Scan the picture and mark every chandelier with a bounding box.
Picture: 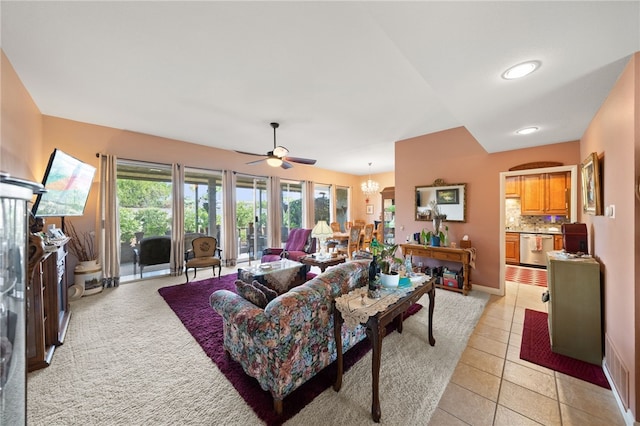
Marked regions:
[361,162,380,196]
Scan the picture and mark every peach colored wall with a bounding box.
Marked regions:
[395,127,580,289]
[40,115,381,231]
[0,50,44,181]
[580,52,638,420]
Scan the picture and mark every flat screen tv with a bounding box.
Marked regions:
[32,149,96,217]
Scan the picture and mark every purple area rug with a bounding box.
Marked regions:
[520,309,609,389]
[158,273,422,426]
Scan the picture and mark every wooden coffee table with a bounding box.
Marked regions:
[333,276,436,422]
[299,254,347,272]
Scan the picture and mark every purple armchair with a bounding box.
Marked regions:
[261,228,316,263]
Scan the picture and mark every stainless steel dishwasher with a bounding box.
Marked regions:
[519,234,554,267]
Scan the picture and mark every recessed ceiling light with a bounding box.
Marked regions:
[516,127,539,135]
[502,61,541,80]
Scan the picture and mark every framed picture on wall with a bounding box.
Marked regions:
[436,188,459,204]
[581,152,602,215]
[366,204,374,215]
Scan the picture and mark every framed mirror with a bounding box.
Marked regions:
[415,180,467,222]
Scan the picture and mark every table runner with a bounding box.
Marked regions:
[335,275,430,328]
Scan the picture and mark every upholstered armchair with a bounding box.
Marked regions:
[261,228,316,263]
[133,236,171,278]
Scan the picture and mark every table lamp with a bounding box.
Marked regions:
[312,220,333,258]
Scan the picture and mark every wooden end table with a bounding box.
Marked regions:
[333,276,436,422]
[299,254,347,272]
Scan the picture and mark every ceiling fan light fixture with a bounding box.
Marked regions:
[266,157,283,167]
[516,126,539,135]
[272,146,288,157]
[502,60,541,80]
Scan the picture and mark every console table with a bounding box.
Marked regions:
[400,243,473,295]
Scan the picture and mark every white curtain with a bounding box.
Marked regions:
[222,170,237,266]
[304,180,315,229]
[170,163,185,275]
[98,154,120,287]
[268,176,281,247]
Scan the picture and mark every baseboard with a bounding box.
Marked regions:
[469,282,502,296]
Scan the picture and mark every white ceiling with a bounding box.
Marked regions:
[2,1,639,175]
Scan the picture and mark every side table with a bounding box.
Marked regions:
[299,254,347,272]
[333,276,436,422]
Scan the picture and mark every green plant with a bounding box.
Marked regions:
[371,241,402,274]
[421,228,445,246]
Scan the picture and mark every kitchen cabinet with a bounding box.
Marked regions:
[553,235,563,250]
[505,176,521,197]
[546,251,602,364]
[505,232,520,264]
[521,172,570,216]
[380,187,395,244]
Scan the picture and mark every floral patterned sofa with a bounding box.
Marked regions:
[209,261,369,415]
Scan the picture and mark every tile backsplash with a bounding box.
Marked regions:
[505,198,569,231]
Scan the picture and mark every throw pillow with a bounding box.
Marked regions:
[235,280,268,308]
[252,280,278,302]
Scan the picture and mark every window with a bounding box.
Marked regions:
[117,160,172,280]
[335,186,349,232]
[235,174,268,263]
[184,168,223,241]
[314,183,332,223]
[281,180,303,245]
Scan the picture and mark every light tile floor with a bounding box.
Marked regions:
[429,278,626,426]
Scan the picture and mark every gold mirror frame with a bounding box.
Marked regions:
[415,179,467,222]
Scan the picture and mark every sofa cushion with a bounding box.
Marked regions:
[251,280,278,302]
[235,280,268,308]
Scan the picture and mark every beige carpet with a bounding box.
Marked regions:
[27,273,489,425]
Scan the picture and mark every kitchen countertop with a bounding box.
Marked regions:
[505,229,562,235]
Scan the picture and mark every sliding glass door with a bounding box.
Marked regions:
[117,160,172,280]
[184,167,223,245]
[235,175,268,263]
[280,180,303,245]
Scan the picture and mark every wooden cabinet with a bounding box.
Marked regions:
[505,232,520,264]
[27,243,71,371]
[380,187,395,244]
[546,252,602,364]
[400,244,472,295]
[505,176,521,197]
[521,172,570,216]
[553,235,563,250]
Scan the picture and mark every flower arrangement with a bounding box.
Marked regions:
[66,221,97,262]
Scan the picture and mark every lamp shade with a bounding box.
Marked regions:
[312,220,333,239]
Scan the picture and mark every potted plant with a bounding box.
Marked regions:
[66,221,103,295]
[371,241,402,287]
[421,200,447,246]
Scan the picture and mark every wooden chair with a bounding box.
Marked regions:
[374,222,384,243]
[337,225,362,259]
[330,222,341,233]
[185,236,222,282]
[354,219,366,227]
[362,223,374,251]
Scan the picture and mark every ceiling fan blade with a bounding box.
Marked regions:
[283,156,317,165]
[280,160,293,169]
[235,150,266,157]
[246,158,267,165]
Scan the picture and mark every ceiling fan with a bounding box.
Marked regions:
[236,122,317,169]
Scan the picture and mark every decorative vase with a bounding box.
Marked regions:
[74,260,103,296]
[430,235,441,247]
